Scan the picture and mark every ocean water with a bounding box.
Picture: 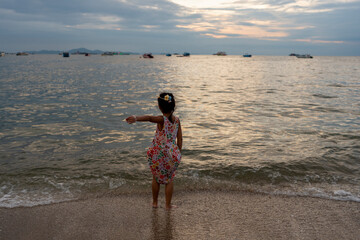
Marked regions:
[0,54,359,207]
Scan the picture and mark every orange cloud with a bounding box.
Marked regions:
[177,22,289,39]
[201,33,229,38]
[176,22,216,32]
[219,25,288,38]
[295,39,344,44]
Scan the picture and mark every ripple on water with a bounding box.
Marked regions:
[0,55,360,206]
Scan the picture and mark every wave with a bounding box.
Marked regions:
[1,173,359,208]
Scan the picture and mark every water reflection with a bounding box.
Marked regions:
[150,209,174,240]
[0,55,359,206]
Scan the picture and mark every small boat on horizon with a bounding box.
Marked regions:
[213,51,227,56]
[102,52,114,56]
[16,52,29,56]
[296,54,313,59]
[62,52,70,57]
[290,53,313,58]
[166,53,172,57]
[177,52,190,57]
[143,53,154,58]
[243,54,252,57]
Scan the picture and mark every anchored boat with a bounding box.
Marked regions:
[213,51,227,56]
[296,54,313,59]
[143,53,154,58]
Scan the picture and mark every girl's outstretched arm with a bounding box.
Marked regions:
[126,115,163,124]
[177,120,183,151]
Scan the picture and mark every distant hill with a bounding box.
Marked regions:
[27,48,137,55]
[68,48,104,54]
[28,48,103,54]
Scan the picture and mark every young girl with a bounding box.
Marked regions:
[126,93,182,209]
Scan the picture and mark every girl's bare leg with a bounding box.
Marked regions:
[165,181,174,209]
[152,176,160,208]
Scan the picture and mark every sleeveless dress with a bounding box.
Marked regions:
[147,116,181,184]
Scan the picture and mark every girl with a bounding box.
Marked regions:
[126,93,182,209]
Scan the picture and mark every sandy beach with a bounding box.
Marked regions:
[0,191,359,240]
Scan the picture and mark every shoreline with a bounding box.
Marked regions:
[1,191,359,239]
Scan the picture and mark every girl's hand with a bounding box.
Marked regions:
[126,115,136,124]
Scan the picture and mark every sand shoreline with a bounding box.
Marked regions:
[1,191,359,240]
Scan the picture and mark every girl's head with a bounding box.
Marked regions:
[158,92,175,114]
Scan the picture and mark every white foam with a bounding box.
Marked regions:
[334,190,352,196]
[263,187,360,203]
[0,176,130,208]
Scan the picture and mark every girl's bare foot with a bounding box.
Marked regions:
[165,205,177,210]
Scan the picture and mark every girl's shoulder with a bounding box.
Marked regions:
[154,115,165,121]
[173,115,181,124]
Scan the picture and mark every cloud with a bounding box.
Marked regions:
[0,0,359,54]
[295,38,344,44]
[0,0,182,30]
[169,0,360,44]
[64,13,123,30]
[202,33,229,38]
[219,25,288,38]
[174,7,307,40]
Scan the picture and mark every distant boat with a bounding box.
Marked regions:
[16,52,29,56]
[177,52,190,57]
[166,53,172,57]
[143,53,154,58]
[243,54,252,57]
[213,51,227,56]
[102,52,114,56]
[296,54,313,59]
[62,52,70,57]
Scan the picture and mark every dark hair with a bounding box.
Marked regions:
[158,92,175,122]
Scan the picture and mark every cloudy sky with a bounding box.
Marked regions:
[1,0,359,55]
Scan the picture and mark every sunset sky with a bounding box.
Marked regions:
[1,0,359,55]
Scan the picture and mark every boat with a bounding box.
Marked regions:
[166,53,172,57]
[62,52,70,57]
[296,54,313,59]
[102,52,114,56]
[143,53,154,58]
[16,52,29,56]
[213,51,227,56]
[177,52,190,57]
[243,54,252,57]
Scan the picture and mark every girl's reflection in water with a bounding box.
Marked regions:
[151,209,174,239]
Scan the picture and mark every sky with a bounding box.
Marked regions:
[1,0,360,55]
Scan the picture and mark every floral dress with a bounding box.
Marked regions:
[147,116,181,184]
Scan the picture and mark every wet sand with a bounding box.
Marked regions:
[0,191,359,240]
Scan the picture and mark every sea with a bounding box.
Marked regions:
[0,54,359,208]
